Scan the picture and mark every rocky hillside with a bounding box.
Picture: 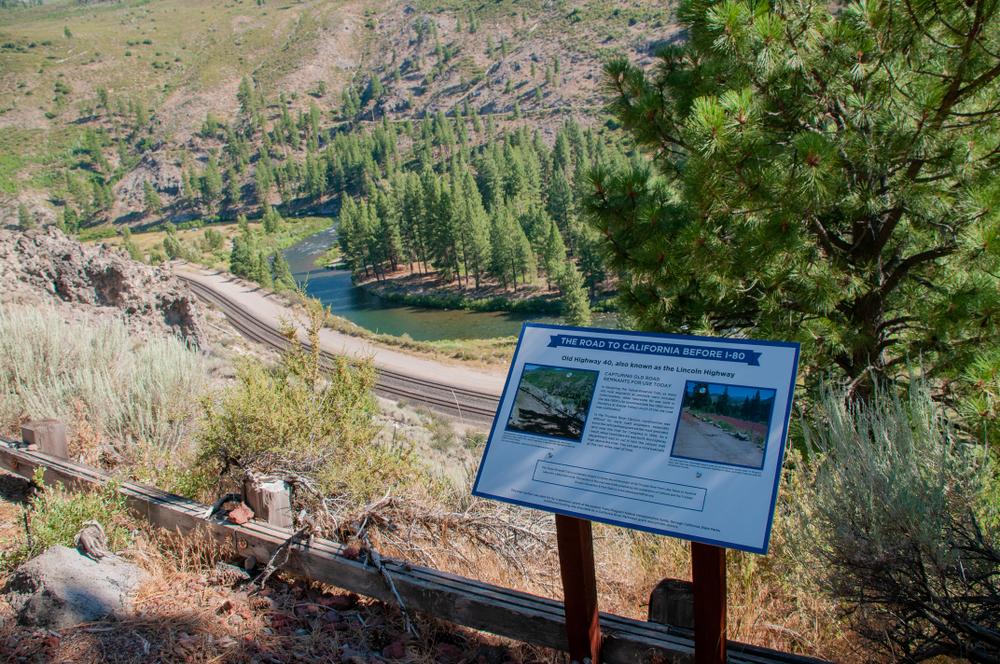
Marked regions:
[0,0,676,226]
[0,226,205,343]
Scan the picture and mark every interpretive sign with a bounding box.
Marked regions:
[473,323,800,554]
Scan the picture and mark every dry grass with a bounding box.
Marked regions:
[351,481,861,662]
[0,477,560,664]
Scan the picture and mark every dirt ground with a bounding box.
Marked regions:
[672,411,765,468]
[0,470,557,664]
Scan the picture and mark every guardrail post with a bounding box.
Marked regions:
[22,419,68,459]
[648,578,695,630]
[244,474,294,529]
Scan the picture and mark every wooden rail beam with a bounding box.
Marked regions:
[0,440,827,664]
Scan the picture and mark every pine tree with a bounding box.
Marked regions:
[546,168,575,240]
[558,263,591,326]
[541,216,567,289]
[17,203,35,230]
[200,154,224,212]
[252,251,273,288]
[255,161,272,205]
[586,0,1000,394]
[513,220,536,287]
[230,225,253,277]
[262,205,283,234]
[143,180,162,217]
[237,76,257,119]
[181,168,197,203]
[455,169,490,288]
[374,190,404,273]
[488,209,517,290]
[224,168,241,211]
[271,251,297,292]
[573,223,606,299]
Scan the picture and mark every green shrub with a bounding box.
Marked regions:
[800,381,999,661]
[0,468,132,571]
[198,300,415,504]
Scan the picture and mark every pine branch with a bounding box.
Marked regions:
[879,245,956,298]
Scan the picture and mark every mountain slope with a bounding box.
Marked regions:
[0,0,676,225]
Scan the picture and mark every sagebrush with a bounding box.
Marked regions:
[0,305,210,459]
[800,382,999,662]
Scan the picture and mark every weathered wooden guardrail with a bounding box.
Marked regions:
[0,425,827,664]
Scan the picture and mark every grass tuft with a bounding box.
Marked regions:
[0,467,133,572]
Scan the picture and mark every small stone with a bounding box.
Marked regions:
[322,593,357,609]
[211,562,251,586]
[227,502,255,525]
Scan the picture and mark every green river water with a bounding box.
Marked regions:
[282,225,572,341]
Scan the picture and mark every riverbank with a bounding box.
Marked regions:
[319,310,517,365]
[93,216,331,272]
[175,263,514,378]
[357,269,565,315]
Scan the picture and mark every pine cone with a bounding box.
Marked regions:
[210,562,251,587]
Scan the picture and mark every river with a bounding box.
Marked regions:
[283,225,566,341]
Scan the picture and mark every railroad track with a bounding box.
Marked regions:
[178,274,502,424]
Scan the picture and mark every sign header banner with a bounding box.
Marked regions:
[473,323,799,554]
[546,333,763,365]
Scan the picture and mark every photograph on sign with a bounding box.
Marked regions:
[472,323,800,554]
[505,363,599,442]
[671,381,776,470]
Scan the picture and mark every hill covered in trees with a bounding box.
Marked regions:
[1,0,669,313]
[0,0,670,225]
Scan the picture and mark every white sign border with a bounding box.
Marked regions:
[472,322,801,554]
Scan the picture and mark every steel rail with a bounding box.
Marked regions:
[178,274,501,423]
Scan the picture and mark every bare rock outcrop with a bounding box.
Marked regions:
[0,226,206,344]
[5,546,147,630]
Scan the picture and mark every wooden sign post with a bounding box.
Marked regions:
[555,514,602,663]
[691,542,727,664]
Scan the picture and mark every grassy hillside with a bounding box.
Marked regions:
[0,0,672,226]
[0,0,367,220]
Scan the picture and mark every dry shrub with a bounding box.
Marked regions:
[317,457,857,661]
[195,299,433,515]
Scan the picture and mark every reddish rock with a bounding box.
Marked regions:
[227,502,255,525]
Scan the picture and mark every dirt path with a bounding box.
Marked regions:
[672,413,764,467]
[173,264,505,396]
